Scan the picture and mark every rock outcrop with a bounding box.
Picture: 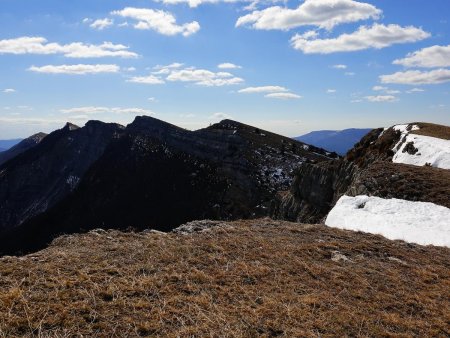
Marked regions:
[272,122,450,222]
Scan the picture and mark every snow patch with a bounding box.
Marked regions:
[325,195,450,247]
[393,133,450,169]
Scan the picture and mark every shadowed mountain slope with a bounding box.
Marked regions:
[0,116,335,255]
[0,133,46,166]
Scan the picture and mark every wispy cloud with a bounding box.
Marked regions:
[90,18,114,30]
[238,86,288,94]
[0,37,138,58]
[218,63,242,69]
[29,64,120,75]
[60,106,154,115]
[365,95,397,102]
[2,88,16,93]
[265,92,301,100]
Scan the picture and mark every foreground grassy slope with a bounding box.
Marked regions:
[0,219,449,337]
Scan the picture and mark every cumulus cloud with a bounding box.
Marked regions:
[365,95,397,102]
[265,92,301,99]
[112,7,200,36]
[393,45,450,68]
[127,74,165,84]
[60,106,154,115]
[327,89,337,93]
[131,64,243,86]
[29,64,120,75]
[0,37,138,58]
[236,0,381,31]
[167,68,243,86]
[238,86,288,93]
[380,69,450,85]
[90,18,114,30]
[218,63,242,69]
[291,24,430,54]
[2,88,16,93]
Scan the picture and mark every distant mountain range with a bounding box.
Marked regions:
[0,139,22,152]
[295,128,373,155]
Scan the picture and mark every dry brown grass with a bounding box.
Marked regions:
[411,122,450,140]
[0,219,449,337]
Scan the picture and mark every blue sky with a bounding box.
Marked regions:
[0,0,449,138]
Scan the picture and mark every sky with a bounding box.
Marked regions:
[0,0,449,139]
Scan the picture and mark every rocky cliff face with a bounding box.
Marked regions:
[0,121,124,230]
[272,123,450,223]
[0,116,335,255]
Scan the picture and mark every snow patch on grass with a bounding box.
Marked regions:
[325,195,450,247]
[391,124,450,169]
[393,133,450,169]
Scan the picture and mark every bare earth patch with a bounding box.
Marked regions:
[0,219,449,337]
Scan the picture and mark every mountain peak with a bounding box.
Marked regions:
[63,122,79,131]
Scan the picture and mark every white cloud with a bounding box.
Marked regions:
[2,88,16,93]
[124,67,136,72]
[152,62,184,74]
[148,97,158,102]
[365,95,397,102]
[90,18,114,30]
[236,0,381,31]
[0,37,138,58]
[112,7,200,36]
[127,74,165,84]
[29,64,120,75]
[332,64,347,69]
[372,86,400,94]
[209,112,232,120]
[157,0,282,9]
[327,89,337,93]
[265,92,301,99]
[406,88,425,94]
[291,24,430,54]
[60,106,154,115]
[380,69,450,85]
[393,45,450,68]
[166,68,243,86]
[218,62,242,69]
[238,85,288,93]
[372,85,387,91]
[345,72,355,76]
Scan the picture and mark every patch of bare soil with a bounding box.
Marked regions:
[0,219,449,337]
